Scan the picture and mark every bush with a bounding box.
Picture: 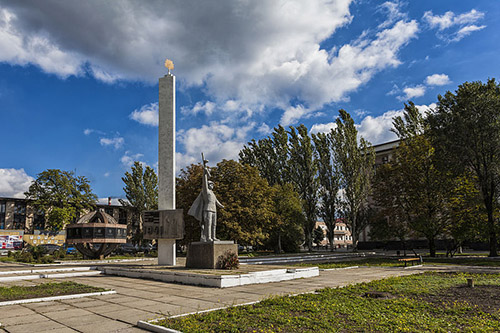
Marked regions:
[52,250,65,259]
[13,252,34,263]
[28,246,47,260]
[216,250,239,270]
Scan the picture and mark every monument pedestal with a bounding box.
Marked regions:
[186,241,238,269]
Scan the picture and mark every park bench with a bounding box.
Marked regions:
[398,257,421,267]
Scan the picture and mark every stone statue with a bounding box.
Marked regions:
[188,154,224,242]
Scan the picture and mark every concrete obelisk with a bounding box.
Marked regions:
[157,60,176,265]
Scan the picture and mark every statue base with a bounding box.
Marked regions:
[185,241,238,269]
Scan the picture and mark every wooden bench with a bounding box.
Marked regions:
[398,257,421,267]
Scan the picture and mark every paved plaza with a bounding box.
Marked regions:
[0,262,497,332]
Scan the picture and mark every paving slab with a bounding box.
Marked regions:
[4,319,70,333]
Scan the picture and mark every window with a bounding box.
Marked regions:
[13,202,26,230]
[33,210,45,231]
[105,207,114,217]
[0,201,5,229]
[118,209,127,225]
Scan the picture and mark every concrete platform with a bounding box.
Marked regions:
[99,265,319,288]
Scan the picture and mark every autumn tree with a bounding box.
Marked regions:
[428,79,500,256]
[120,161,158,244]
[25,169,97,231]
[177,160,275,247]
[332,110,375,251]
[176,163,204,246]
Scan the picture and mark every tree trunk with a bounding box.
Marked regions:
[484,193,498,257]
[328,231,335,252]
[487,210,498,257]
[428,236,436,257]
[276,231,282,254]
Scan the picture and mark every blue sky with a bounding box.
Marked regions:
[0,0,499,202]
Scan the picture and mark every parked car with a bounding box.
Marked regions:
[38,244,62,255]
[115,243,138,255]
[65,246,76,254]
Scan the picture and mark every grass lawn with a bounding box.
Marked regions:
[0,282,107,302]
[294,256,500,269]
[157,272,500,332]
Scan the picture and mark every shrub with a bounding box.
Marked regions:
[13,252,34,263]
[216,250,239,269]
[28,246,47,260]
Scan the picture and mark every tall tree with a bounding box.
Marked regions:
[268,183,305,253]
[393,136,452,256]
[371,161,413,255]
[288,124,319,252]
[239,125,289,186]
[428,79,500,256]
[120,161,158,244]
[332,110,375,251]
[25,169,97,231]
[312,131,340,251]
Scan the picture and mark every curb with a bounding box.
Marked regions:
[0,290,116,306]
[320,266,359,271]
[0,266,95,276]
[0,270,102,282]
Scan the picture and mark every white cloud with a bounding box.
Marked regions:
[377,1,407,29]
[257,123,272,135]
[0,8,83,78]
[310,122,337,135]
[181,101,216,116]
[1,1,421,125]
[0,168,34,198]
[423,9,485,42]
[281,105,311,126]
[120,151,144,168]
[399,85,426,100]
[103,172,110,177]
[425,73,451,86]
[357,110,402,144]
[97,197,122,205]
[176,121,255,171]
[129,103,159,126]
[100,137,124,149]
[83,128,93,136]
[454,25,486,42]
[357,103,436,144]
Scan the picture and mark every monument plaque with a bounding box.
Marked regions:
[143,209,184,240]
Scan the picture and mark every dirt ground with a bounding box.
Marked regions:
[418,284,500,314]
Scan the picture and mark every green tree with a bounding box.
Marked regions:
[312,130,340,251]
[25,169,97,231]
[392,136,451,257]
[288,124,319,252]
[428,79,500,257]
[176,164,205,246]
[313,226,325,249]
[177,160,275,247]
[239,125,289,186]
[268,183,305,253]
[371,161,413,255]
[213,160,274,247]
[332,110,375,251]
[446,173,484,257]
[120,161,158,244]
